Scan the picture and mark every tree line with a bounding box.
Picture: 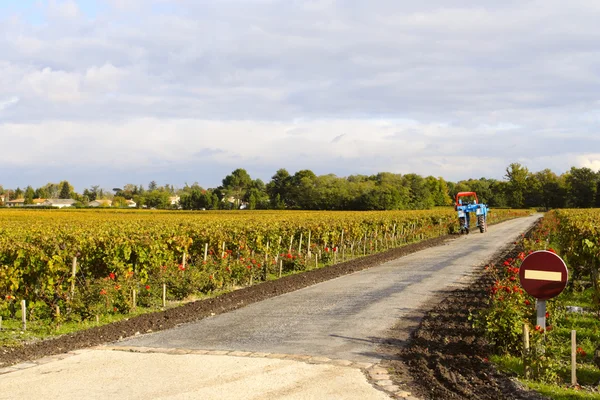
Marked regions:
[1,163,599,210]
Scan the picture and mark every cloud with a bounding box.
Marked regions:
[0,97,19,111]
[577,154,600,171]
[1,0,600,189]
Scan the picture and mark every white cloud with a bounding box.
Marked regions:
[577,154,600,171]
[22,67,82,102]
[0,97,19,111]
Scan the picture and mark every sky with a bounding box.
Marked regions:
[1,0,600,191]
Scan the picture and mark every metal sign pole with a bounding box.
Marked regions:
[536,299,546,330]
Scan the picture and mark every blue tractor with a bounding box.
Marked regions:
[454,191,488,234]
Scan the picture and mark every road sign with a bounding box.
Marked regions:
[519,250,568,300]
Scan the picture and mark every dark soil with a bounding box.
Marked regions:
[385,227,548,399]
[0,235,452,368]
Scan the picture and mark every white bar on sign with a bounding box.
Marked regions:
[524,270,562,282]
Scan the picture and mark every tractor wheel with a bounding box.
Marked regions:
[478,215,486,233]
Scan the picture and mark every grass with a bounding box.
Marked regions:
[491,287,600,399]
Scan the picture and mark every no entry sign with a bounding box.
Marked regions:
[519,250,568,300]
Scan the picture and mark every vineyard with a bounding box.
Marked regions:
[479,209,600,398]
[0,208,529,328]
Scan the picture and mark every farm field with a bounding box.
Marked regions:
[0,211,540,400]
[0,208,529,346]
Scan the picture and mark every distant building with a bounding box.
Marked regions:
[88,199,112,208]
[44,199,77,208]
[169,196,180,206]
[126,200,137,208]
[6,198,25,207]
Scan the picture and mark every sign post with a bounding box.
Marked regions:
[519,250,568,329]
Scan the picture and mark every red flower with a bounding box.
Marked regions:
[503,260,510,266]
[114,285,121,290]
[286,253,293,259]
[334,247,338,252]
[100,289,107,295]
[535,325,541,331]
[325,247,330,253]
[145,285,151,290]
[548,248,556,254]
[509,276,516,281]
[109,272,116,280]
[178,264,186,271]
[209,275,213,280]
[113,307,118,312]
[545,312,549,318]
[525,300,531,306]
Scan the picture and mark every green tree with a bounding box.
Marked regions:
[289,170,317,209]
[565,167,598,208]
[222,168,252,209]
[24,186,35,205]
[144,190,170,209]
[529,169,565,210]
[403,174,434,209]
[504,163,529,208]
[14,187,23,199]
[267,169,292,208]
[59,181,71,199]
[112,196,128,208]
[425,176,452,206]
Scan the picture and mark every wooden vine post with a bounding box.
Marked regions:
[340,230,344,262]
[71,256,77,299]
[522,323,530,379]
[307,231,312,258]
[571,330,577,386]
[21,300,27,331]
[264,241,269,279]
[203,243,208,262]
